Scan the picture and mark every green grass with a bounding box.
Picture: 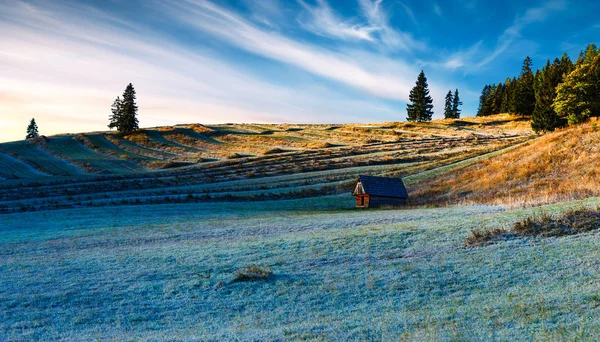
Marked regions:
[3,197,600,340]
[0,140,84,176]
[45,136,146,173]
[0,150,49,178]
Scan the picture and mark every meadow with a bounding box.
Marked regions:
[3,196,600,340]
[5,114,600,340]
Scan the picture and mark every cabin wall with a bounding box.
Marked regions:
[367,196,406,208]
[356,194,370,208]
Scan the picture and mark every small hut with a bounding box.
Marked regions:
[352,175,408,208]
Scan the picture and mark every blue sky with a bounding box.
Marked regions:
[0,0,599,142]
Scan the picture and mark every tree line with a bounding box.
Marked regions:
[477,43,600,133]
[406,70,462,122]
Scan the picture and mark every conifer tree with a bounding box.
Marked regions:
[108,84,139,134]
[452,89,462,118]
[108,96,122,130]
[444,90,454,119]
[477,85,492,116]
[406,71,434,122]
[500,78,513,113]
[532,61,566,132]
[120,83,139,134]
[26,118,39,139]
[514,56,535,116]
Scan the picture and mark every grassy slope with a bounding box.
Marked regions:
[0,114,532,178]
[409,120,600,207]
[3,197,600,340]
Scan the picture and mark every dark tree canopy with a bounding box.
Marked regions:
[514,56,536,116]
[108,84,139,134]
[452,89,462,119]
[26,118,39,139]
[532,60,567,133]
[472,44,598,133]
[444,90,453,119]
[406,71,434,122]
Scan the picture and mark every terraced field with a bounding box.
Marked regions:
[0,115,534,213]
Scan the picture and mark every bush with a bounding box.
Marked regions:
[466,207,600,247]
[232,266,272,283]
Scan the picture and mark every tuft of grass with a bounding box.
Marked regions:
[232,266,272,283]
[467,207,600,247]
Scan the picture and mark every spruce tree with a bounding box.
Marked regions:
[477,85,492,116]
[500,78,512,113]
[452,89,462,118]
[108,96,122,130]
[444,90,454,119]
[26,118,39,139]
[514,56,536,116]
[406,71,434,122]
[532,61,566,132]
[119,83,139,134]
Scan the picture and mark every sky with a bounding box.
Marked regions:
[1,0,599,142]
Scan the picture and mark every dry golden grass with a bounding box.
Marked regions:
[409,120,600,207]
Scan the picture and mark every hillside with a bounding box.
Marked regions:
[0,115,533,213]
[410,119,600,207]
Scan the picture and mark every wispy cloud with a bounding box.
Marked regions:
[358,0,425,51]
[396,1,419,28]
[0,0,404,142]
[162,0,419,99]
[477,0,566,68]
[298,0,379,42]
[433,3,443,18]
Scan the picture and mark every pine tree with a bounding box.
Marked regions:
[452,89,462,118]
[514,56,536,116]
[26,118,39,139]
[508,77,518,114]
[444,90,454,119]
[500,78,513,113]
[108,96,122,130]
[532,60,566,132]
[406,71,434,122]
[477,85,492,116]
[115,83,139,134]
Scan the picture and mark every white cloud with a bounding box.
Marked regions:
[298,0,380,42]
[477,0,566,68]
[358,0,426,51]
[162,0,418,99]
[397,1,419,28]
[0,0,405,142]
[433,3,443,17]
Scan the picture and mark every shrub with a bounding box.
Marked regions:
[466,207,600,247]
[232,266,272,283]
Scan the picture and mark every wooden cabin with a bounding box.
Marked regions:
[352,175,408,208]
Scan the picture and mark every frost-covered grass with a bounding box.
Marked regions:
[3,197,600,340]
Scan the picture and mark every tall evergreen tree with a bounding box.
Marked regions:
[514,56,536,116]
[452,89,462,118]
[406,71,434,122]
[477,85,492,116]
[108,96,122,130]
[444,90,454,119]
[119,83,139,134]
[508,77,518,114]
[26,118,39,139]
[532,61,566,132]
[500,78,513,113]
